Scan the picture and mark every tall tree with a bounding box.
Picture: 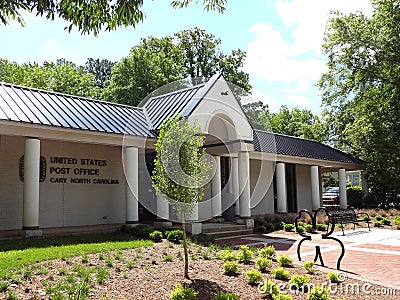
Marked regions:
[0,58,99,98]
[319,0,400,207]
[85,58,115,89]
[269,106,326,142]
[102,37,185,106]
[152,114,210,279]
[104,28,251,106]
[242,101,271,132]
[0,0,227,35]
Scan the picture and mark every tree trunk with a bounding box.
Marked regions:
[181,211,190,279]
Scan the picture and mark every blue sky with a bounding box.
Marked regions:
[0,0,372,115]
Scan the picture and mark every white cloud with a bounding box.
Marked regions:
[242,89,281,113]
[244,0,372,113]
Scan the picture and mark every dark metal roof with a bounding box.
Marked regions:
[253,129,364,164]
[0,82,152,137]
[141,73,222,130]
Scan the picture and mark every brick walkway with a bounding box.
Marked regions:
[216,228,400,290]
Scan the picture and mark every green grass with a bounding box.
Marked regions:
[0,233,152,277]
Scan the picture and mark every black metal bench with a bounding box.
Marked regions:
[326,208,371,236]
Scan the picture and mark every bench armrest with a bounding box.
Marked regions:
[355,212,370,220]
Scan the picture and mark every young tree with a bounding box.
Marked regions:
[0,0,227,35]
[152,114,211,279]
[319,0,400,207]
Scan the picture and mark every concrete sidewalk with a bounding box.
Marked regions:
[216,228,400,289]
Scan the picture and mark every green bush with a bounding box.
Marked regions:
[211,291,240,300]
[316,223,327,231]
[305,224,314,233]
[347,185,363,208]
[167,230,183,243]
[255,257,272,272]
[121,224,153,238]
[255,220,275,233]
[282,222,295,232]
[237,245,253,263]
[296,225,305,234]
[258,279,280,297]
[303,261,316,274]
[218,250,236,262]
[223,261,238,276]
[362,215,370,221]
[277,254,293,267]
[273,294,293,300]
[394,215,400,228]
[374,221,384,227]
[149,230,163,242]
[307,285,329,300]
[375,215,383,221]
[327,271,342,284]
[169,283,197,300]
[245,268,262,285]
[382,218,391,225]
[272,267,290,280]
[289,274,310,290]
[259,244,275,259]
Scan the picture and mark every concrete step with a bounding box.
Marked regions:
[202,224,248,233]
[206,229,254,239]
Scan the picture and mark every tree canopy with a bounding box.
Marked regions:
[0,58,100,98]
[0,0,227,35]
[319,0,400,207]
[103,28,251,106]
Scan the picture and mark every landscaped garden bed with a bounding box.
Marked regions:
[0,230,397,299]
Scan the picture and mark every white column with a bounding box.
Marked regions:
[232,157,240,216]
[156,195,169,220]
[310,166,321,210]
[361,171,368,200]
[23,138,40,230]
[211,155,222,217]
[238,152,251,218]
[125,147,139,224]
[276,162,287,213]
[338,168,347,209]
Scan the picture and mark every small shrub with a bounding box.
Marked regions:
[362,215,370,221]
[289,274,310,290]
[258,279,280,297]
[374,221,384,227]
[149,230,163,242]
[169,283,197,300]
[245,268,262,285]
[96,267,109,284]
[305,224,314,233]
[0,281,9,292]
[255,257,272,272]
[218,250,236,261]
[127,261,135,269]
[259,244,275,259]
[223,261,238,276]
[316,223,327,231]
[375,215,383,221]
[114,251,123,260]
[327,271,342,284]
[307,285,329,300]
[296,225,305,234]
[105,257,113,267]
[282,222,295,232]
[81,254,89,263]
[272,267,290,280]
[277,254,293,267]
[273,294,293,300]
[237,245,253,263]
[211,291,240,300]
[303,261,316,274]
[6,291,18,300]
[167,230,183,243]
[394,215,400,229]
[382,218,391,225]
[164,255,174,262]
[121,224,153,238]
